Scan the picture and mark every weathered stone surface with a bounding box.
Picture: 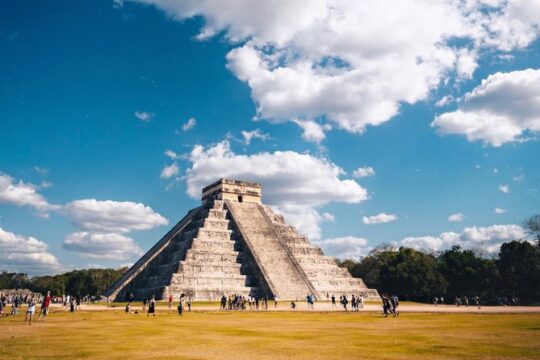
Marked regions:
[105,179,379,301]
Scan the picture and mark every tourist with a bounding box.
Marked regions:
[11,296,20,315]
[125,303,131,314]
[168,294,173,309]
[76,297,81,310]
[24,297,36,325]
[220,295,227,310]
[187,297,192,312]
[274,295,278,308]
[306,294,314,309]
[391,295,399,316]
[358,294,364,309]
[178,294,184,316]
[474,296,481,309]
[142,298,147,312]
[0,298,3,317]
[69,297,75,312]
[342,295,348,311]
[290,301,296,310]
[382,295,389,317]
[148,295,156,316]
[255,296,259,310]
[351,295,356,311]
[331,294,336,308]
[38,291,52,321]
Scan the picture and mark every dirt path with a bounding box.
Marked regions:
[51,302,540,314]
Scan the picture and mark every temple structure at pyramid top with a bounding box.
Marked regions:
[105,179,379,301]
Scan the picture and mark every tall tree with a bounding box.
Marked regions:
[498,241,540,304]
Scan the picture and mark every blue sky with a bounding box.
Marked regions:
[1,0,539,274]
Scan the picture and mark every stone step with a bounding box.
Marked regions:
[172,272,246,281]
[190,239,236,252]
[296,256,338,266]
[170,276,248,287]
[287,246,324,256]
[184,249,243,263]
[196,228,232,241]
[177,261,242,273]
[304,267,350,277]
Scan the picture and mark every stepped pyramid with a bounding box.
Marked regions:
[105,179,379,301]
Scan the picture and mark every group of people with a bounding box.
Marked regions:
[219,294,277,310]
[0,291,52,325]
[433,296,481,308]
[124,294,194,316]
[328,294,365,311]
[381,294,399,317]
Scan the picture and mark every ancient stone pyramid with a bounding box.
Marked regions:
[105,179,379,301]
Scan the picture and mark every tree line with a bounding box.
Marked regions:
[339,215,540,305]
[0,268,127,298]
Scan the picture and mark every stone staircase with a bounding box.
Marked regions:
[164,201,256,300]
[226,201,314,300]
[260,205,380,300]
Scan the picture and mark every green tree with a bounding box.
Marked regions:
[437,246,499,300]
[497,240,540,304]
[379,247,447,301]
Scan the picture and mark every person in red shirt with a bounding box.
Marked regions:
[168,294,173,309]
[38,291,52,321]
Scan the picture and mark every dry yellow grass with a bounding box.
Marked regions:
[1,306,539,359]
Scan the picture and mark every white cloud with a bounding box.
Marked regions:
[0,174,59,214]
[322,212,335,223]
[136,0,540,141]
[33,166,49,176]
[63,199,168,233]
[499,185,510,193]
[293,120,327,143]
[362,212,397,225]
[63,232,144,261]
[432,69,540,146]
[494,207,507,214]
[448,213,465,222]
[164,149,181,160]
[313,236,371,260]
[352,166,375,178]
[40,181,53,189]
[182,117,197,131]
[161,163,179,179]
[184,140,368,239]
[241,129,270,145]
[401,224,525,253]
[134,111,154,122]
[0,227,61,275]
[435,95,454,108]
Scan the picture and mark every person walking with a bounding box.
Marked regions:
[148,295,156,317]
[38,291,52,321]
[187,297,192,312]
[331,294,336,309]
[168,294,173,310]
[177,295,184,316]
[24,298,36,325]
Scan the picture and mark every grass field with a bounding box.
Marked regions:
[1,307,539,359]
